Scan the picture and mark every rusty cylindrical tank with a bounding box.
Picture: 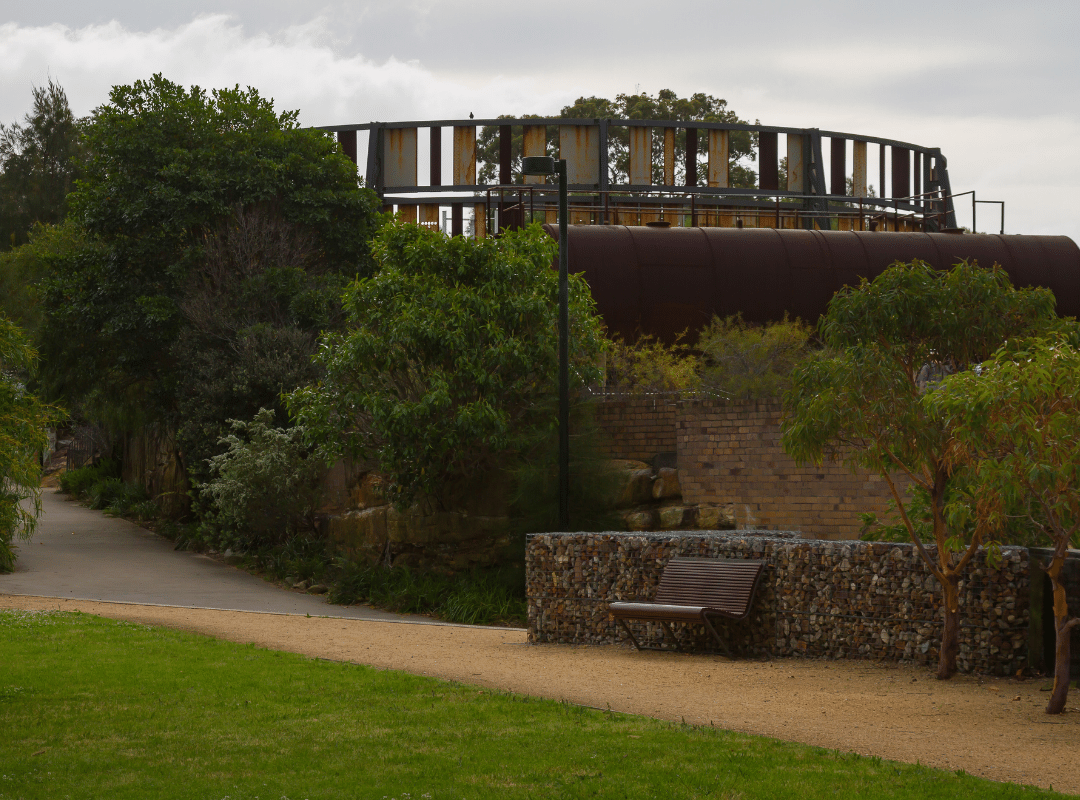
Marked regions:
[543,225,1080,343]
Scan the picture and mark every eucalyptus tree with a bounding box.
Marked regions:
[781,260,1057,679]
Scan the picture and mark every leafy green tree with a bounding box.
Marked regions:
[781,260,1058,679]
[41,74,383,423]
[0,314,65,571]
[476,89,757,188]
[929,335,1080,712]
[288,221,607,507]
[0,219,89,337]
[0,80,85,251]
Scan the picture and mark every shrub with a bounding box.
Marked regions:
[697,314,815,399]
[198,408,325,549]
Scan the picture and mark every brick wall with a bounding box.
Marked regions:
[593,395,906,540]
[677,398,906,540]
[593,394,677,463]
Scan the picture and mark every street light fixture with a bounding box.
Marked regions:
[520,155,570,531]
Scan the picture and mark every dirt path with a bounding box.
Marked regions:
[3,595,1078,794]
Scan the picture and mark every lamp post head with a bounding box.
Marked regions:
[521,156,557,176]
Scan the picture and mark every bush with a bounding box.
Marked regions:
[198,408,324,549]
[327,562,526,626]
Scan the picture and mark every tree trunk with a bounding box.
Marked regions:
[1046,560,1073,715]
[937,574,961,680]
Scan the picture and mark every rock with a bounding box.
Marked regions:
[294,580,309,591]
[652,468,682,501]
[659,506,688,530]
[623,510,654,531]
[696,505,736,530]
[351,472,388,509]
[308,584,329,595]
[615,468,656,508]
[223,549,243,565]
[285,576,298,587]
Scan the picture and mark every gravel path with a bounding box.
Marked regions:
[2,594,1077,794]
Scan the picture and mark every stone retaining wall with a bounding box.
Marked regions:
[527,531,1031,675]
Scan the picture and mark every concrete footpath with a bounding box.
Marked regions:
[0,488,434,623]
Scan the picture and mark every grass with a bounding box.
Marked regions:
[0,610,1064,800]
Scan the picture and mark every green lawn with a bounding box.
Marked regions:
[0,610,1061,799]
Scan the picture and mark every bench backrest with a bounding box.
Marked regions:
[654,557,764,616]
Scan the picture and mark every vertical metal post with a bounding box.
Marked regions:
[830,137,846,196]
[879,143,887,200]
[556,159,570,531]
[972,191,977,234]
[685,128,698,187]
[429,127,442,186]
[499,125,512,185]
[337,130,358,164]
[759,132,779,191]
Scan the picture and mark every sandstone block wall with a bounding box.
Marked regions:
[594,395,906,540]
[527,531,1031,676]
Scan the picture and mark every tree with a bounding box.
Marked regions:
[929,335,1080,712]
[287,220,606,507]
[0,219,89,338]
[0,80,85,250]
[476,90,757,188]
[781,260,1058,679]
[0,314,65,571]
[39,73,383,448]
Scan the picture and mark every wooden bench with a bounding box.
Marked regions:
[609,557,764,654]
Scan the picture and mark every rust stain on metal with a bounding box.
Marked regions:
[708,130,729,188]
[559,125,600,186]
[453,126,476,186]
[523,125,547,185]
[787,133,805,194]
[543,225,1080,344]
[852,140,867,197]
[663,128,675,187]
[629,126,651,185]
[384,127,417,188]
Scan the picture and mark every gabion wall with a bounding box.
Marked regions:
[526,531,1031,676]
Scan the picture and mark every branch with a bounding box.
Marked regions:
[882,469,944,583]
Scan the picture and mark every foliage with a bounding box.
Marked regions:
[0,314,65,570]
[288,221,607,507]
[604,315,815,399]
[198,408,325,549]
[0,219,90,337]
[929,334,1080,713]
[0,80,85,251]
[605,332,702,393]
[698,314,816,399]
[41,73,382,424]
[781,260,1058,679]
[509,398,625,534]
[327,562,526,626]
[0,610,1067,799]
[172,205,349,485]
[476,89,757,188]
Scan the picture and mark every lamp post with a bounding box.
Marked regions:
[521,155,569,530]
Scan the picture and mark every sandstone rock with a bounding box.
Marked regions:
[616,469,656,508]
[352,472,388,509]
[696,505,736,530]
[659,506,688,530]
[652,468,682,501]
[624,510,654,531]
[308,584,329,595]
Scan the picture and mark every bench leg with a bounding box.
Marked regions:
[616,617,644,650]
[660,621,683,652]
[702,614,732,657]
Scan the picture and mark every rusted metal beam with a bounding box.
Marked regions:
[453,126,476,186]
[559,125,600,186]
[429,127,441,186]
[852,140,867,197]
[629,126,651,185]
[499,125,512,185]
[397,204,417,224]
[451,203,463,236]
[707,129,729,188]
[663,128,675,186]
[913,151,921,209]
[831,137,846,195]
[384,127,417,188]
[419,203,439,228]
[365,124,383,192]
[474,203,486,238]
[787,133,806,194]
[879,143,887,199]
[759,132,778,191]
[891,146,909,199]
[523,125,546,185]
[337,130,357,164]
[685,127,698,187]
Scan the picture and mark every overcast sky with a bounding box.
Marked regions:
[1,1,1077,239]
